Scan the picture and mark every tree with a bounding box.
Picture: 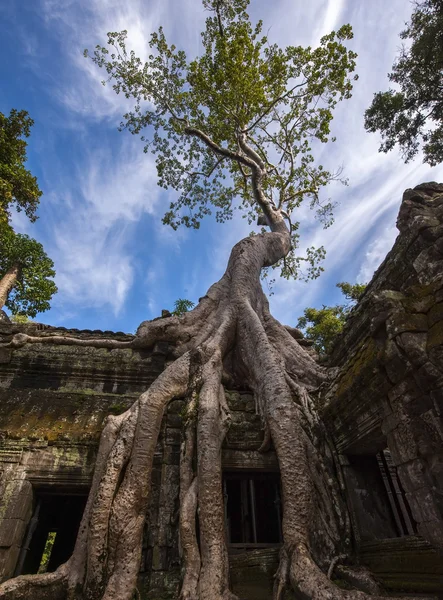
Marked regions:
[173,298,195,316]
[297,282,366,354]
[0,3,402,600]
[364,0,443,166]
[0,225,57,318]
[0,109,42,226]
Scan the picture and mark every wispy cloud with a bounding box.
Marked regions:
[43,136,160,316]
[358,223,397,283]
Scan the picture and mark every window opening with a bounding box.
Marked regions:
[344,452,416,542]
[16,490,88,576]
[376,449,416,536]
[223,472,282,549]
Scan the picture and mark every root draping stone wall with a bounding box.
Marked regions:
[0,182,443,597]
[0,323,276,596]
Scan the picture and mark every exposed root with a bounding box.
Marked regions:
[179,392,200,600]
[196,355,237,599]
[0,561,69,600]
[257,420,272,453]
[7,332,134,350]
[328,554,347,580]
[334,566,384,596]
[273,547,289,600]
[179,478,200,600]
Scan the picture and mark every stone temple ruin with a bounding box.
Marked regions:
[0,182,442,598]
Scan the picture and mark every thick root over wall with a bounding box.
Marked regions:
[0,230,432,600]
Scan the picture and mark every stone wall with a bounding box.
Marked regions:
[323,183,443,551]
[322,183,443,593]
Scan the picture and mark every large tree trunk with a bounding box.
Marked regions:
[0,263,19,310]
[0,229,426,600]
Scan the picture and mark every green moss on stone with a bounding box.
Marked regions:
[427,319,443,350]
[335,338,380,397]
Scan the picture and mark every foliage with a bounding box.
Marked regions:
[0,225,57,317]
[0,109,42,226]
[297,281,366,354]
[37,531,57,574]
[365,0,443,165]
[173,298,195,316]
[86,0,357,281]
[10,314,31,324]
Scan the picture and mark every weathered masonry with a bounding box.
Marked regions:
[1,182,443,598]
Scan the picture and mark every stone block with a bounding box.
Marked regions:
[397,459,429,492]
[428,302,443,328]
[0,544,21,581]
[0,349,11,364]
[151,545,169,571]
[430,388,443,415]
[381,414,399,436]
[384,340,411,384]
[413,361,443,392]
[396,332,428,366]
[417,519,443,548]
[225,391,255,412]
[388,378,414,403]
[427,320,443,351]
[387,423,418,465]
[386,313,428,338]
[2,487,32,521]
[408,294,436,313]
[162,445,180,466]
[406,487,442,523]
[165,428,181,446]
[387,378,434,417]
[0,517,27,548]
[427,452,443,491]
[167,400,185,415]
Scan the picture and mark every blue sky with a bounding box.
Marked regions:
[2,0,443,333]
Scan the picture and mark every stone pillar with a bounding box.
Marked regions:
[0,465,33,581]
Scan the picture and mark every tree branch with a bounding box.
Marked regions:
[241,81,308,134]
[184,126,255,169]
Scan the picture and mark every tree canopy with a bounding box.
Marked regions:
[365,0,443,166]
[0,225,57,317]
[0,109,42,226]
[297,281,366,354]
[86,0,357,280]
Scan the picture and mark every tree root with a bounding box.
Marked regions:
[328,554,347,580]
[0,561,69,599]
[334,566,384,596]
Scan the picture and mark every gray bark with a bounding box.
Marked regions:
[0,264,19,311]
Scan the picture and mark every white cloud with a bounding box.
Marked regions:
[312,0,346,44]
[45,137,160,315]
[358,224,397,283]
[40,0,206,122]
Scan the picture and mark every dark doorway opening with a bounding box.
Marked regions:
[16,490,88,576]
[223,472,282,549]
